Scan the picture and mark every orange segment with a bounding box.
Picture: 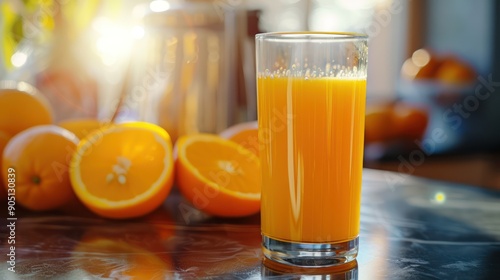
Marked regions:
[1,125,79,210]
[70,122,174,219]
[220,121,259,155]
[0,81,53,136]
[176,134,261,217]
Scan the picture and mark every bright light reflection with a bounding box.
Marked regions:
[92,17,112,33]
[91,16,139,66]
[310,8,342,31]
[11,52,28,67]
[276,8,302,31]
[336,0,392,10]
[337,0,377,10]
[401,58,419,80]
[433,192,446,204]
[279,0,301,4]
[412,49,431,67]
[131,26,145,39]
[96,34,129,66]
[150,0,170,12]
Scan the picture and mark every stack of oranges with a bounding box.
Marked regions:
[0,83,261,219]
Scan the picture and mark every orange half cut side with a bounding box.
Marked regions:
[70,122,174,219]
[176,134,261,217]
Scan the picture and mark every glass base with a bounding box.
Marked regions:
[262,235,359,267]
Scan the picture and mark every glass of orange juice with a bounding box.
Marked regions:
[256,32,368,267]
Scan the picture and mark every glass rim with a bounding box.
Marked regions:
[255,31,368,41]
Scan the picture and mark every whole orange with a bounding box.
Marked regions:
[0,130,12,200]
[434,56,476,85]
[393,103,429,140]
[0,81,54,136]
[58,118,110,139]
[2,125,79,211]
[364,104,395,143]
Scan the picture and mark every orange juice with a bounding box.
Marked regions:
[258,76,366,243]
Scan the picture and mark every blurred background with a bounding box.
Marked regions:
[1,0,499,188]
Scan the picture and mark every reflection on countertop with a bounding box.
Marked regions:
[1,169,499,279]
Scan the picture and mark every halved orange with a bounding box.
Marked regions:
[175,134,261,217]
[219,121,259,156]
[0,81,53,136]
[69,122,174,219]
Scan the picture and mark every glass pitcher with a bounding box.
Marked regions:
[121,1,258,141]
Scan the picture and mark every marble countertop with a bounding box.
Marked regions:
[1,168,499,279]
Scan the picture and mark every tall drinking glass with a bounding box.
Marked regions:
[256,32,368,267]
